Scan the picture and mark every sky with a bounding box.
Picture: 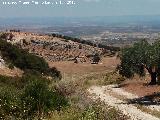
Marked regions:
[0,0,160,17]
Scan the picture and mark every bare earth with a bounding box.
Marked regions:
[0,67,23,77]
[49,56,119,75]
[121,77,160,97]
[88,85,160,120]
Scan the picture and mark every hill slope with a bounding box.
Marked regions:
[0,32,110,63]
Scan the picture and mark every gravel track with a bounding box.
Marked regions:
[106,85,160,112]
[88,85,160,120]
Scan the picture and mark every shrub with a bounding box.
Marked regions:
[51,100,129,120]
[0,40,61,79]
[21,77,68,119]
[8,63,14,69]
[46,67,62,80]
[0,75,22,88]
[0,73,68,119]
[0,40,48,71]
[92,53,101,64]
[0,75,12,84]
[104,72,125,85]
[0,86,22,119]
[80,100,128,120]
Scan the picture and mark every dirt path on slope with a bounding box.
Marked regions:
[88,85,160,120]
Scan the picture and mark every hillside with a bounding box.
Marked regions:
[0,33,129,120]
[0,32,109,63]
[1,33,160,120]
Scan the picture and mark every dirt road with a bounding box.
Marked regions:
[88,85,160,120]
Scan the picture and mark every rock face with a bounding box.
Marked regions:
[5,32,105,63]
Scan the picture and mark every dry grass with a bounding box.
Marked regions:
[136,105,160,118]
[0,67,23,77]
[50,64,129,120]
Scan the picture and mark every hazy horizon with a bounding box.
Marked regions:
[0,0,160,17]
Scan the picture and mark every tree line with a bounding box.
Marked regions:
[50,33,120,52]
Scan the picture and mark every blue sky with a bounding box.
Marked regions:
[0,0,160,17]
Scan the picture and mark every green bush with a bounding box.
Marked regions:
[0,40,48,71]
[0,75,22,88]
[0,40,61,79]
[0,75,12,84]
[46,67,62,80]
[8,63,14,69]
[21,77,68,119]
[80,100,128,120]
[51,100,129,120]
[0,74,68,119]
[0,86,22,119]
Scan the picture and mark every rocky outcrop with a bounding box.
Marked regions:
[2,32,105,63]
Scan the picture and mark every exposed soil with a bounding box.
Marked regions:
[49,56,119,75]
[88,85,160,120]
[121,76,160,97]
[0,67,23,77]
